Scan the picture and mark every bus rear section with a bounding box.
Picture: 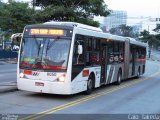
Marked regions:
[124,38,147,79]
[17,24,74,94]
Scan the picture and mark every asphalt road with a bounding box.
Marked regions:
[0,60,160,120]
[0,63,17,84]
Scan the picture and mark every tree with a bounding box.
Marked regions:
[109,24,138,38]
[140,30,150,40]
[0,0,4,6]
[0,0,37,33]
[153,24,160,33]
[140,30,160,48]
[33,0,110,27]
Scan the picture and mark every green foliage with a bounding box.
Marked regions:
[140,30,150,41]
[109,24,138,38]
[0,1,36,33]
[140,30,160,48]
[153,24,160,32]
[34,0,110,27]
[0,0,110,35]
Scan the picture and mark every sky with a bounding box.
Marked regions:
[2,0,160,18]
[104,0,160,17]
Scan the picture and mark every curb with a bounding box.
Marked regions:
[0,58,17,64]
[147,57,160,62]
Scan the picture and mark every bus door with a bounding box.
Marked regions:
[131,46,136,76]
[100,45,108,84]
[124,39,130,79]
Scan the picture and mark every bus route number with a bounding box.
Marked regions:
[47,72,56,76]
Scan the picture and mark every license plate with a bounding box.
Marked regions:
[35,82,44,86]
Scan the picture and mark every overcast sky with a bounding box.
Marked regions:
[2,0,160,18]
[104,0,160,17]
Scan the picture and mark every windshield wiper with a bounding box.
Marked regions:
[45,39,59,57]
[33,36,42,56]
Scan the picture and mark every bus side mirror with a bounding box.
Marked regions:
[78,45,83,55]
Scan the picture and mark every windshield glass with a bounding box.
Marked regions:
[20,37,71,70]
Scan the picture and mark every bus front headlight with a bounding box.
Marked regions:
[57,74,66,82]
[19,72,25,78]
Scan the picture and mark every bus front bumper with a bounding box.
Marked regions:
[17,78,72,95]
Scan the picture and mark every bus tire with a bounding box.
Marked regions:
[85,75,94,95]
[115,70,122,85]
[136,67,140,78]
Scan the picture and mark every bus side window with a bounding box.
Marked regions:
[85,37,101,66]
[113,41,119,63]
[119,42,124,62]
[136,48,139,59]
[86,37,92,65]
[142,48,146,58]
[130,46,133,62]
[108,41,114,64]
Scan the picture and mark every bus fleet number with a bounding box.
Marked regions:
[47,72,57,76]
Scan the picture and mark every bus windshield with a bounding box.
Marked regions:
[20,37,71,70]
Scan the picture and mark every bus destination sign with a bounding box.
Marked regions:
[30,29,64,36]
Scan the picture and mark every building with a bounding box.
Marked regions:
[94,10,127,32]
[155,17,160,33]
[103,10,127,31]
[127,16,160,34]
[156,18,160,23]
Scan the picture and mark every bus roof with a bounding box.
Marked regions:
[24,22,147,48]
[44,21,103,32]
[126,37,147,47]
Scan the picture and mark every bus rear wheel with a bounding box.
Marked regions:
[115,70,122,85]
[136,67,140,78]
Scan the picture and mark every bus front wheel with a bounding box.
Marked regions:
[85,76,94,95]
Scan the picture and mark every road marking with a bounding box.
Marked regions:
[20,70,160,120]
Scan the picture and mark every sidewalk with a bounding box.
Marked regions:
[147,55,160,62]
[0,58,17,64]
